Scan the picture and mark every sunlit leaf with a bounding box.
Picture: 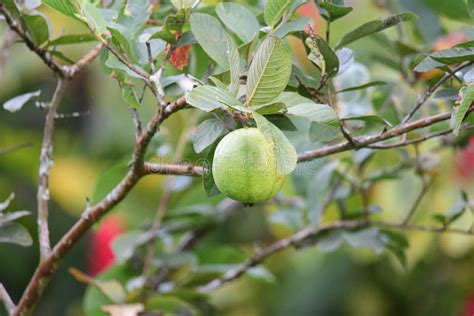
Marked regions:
[246,36,292,105]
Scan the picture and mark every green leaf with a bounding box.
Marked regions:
[186,85,244,112]
[265,114,297,131]
[253,112,297,174]
[79,2,107,34]
[250,102,286,115]
[48,33,96,46]
[111,231,147,263]
[306,35,339,77]
[309,121,340,142]
[42,0,78,19]
[3,90,41,113]
[413,55,444,72]
[0,222,32,246]
[49,50,75,64]
[468,0,474,19]
[119,83,141,108]
[342,115,392,127]
[336,81,386,93]
[192,118,225,153]
[451,84,474,135]
[164,9,190,33]
[274,17,311,38]
[23,11,50,45]
[190,13,234,69]
[424,0,470,20]
[227,38,240,96]
[430,47,474,64]
[116,0,152,35]
[147,27,176,44]
[203,142,221,197]
[216,2,260,44]
[336,12,417,49]
[170,0,196,10]
[319,1,353,22]
[264,0,293,27]
[246,36,292,105]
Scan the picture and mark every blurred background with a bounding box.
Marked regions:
[1,0,474,315]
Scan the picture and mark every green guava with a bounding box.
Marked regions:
[212,127,284,204]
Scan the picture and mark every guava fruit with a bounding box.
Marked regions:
[212,128,284,204]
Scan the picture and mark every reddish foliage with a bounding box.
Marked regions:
[455,136,474,186]
[87,214,125,276]
[167,43,191,70]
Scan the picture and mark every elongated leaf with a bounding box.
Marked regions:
[0,222,32,246]
[319,1,353,22]
[336,81,386,93]
[3,90,41,113]
[425,0,470,20]
[42,0,78,19]
[186,86,244,112]
[246,36,291,105]
[79,2,107,34]
[190,13,235,69]
[430,47,474,64]
[23,11,50,45]
[264,0,293,27]
[216,3,260,44]
[48,33,96,46]
[451,84,474,135]
[336,12,417,49]
[192,118,225,153]
[274,17,311,38]
[116,0,153,35]
[413,55,444,72]
[265,114,297,131]
[342,115,392,127]
[227,38,240,96]
[306,35,339,77]
[287,103,339,126]
[253,112,297,174]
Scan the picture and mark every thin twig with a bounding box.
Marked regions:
[0,142,33,156]
[37,78,67,260]
[401,61,473,124]
[0,283,15,315]
[402,176,434,225]
[297,106,474,162]
[129,108,143,139]
[366,124,474,149]
[0,5,66,77]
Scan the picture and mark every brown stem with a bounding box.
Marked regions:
[37,78,68,260]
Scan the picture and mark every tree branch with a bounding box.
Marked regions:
[0,283,15,315]
[37,78,68,260]
[297,106,474,162]
[401,61,473,124]
[0,5,65,77]
[13,95,189,316]
[200,218,474,292]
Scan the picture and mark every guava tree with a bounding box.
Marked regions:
[0,0,473,315]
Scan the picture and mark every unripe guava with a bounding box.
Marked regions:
[212,128,284,204]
